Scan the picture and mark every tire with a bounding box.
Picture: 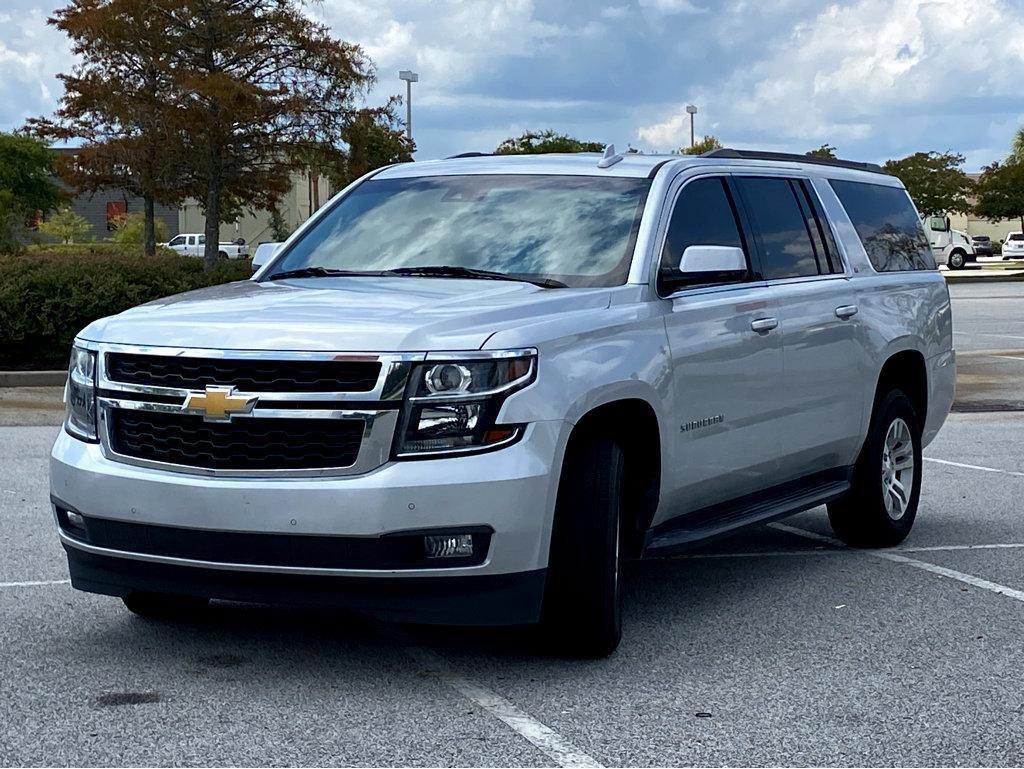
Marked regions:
[827,389,922,547]
[948,250,966,269]
[122,591,210,619]
[540,435,625,657]
[217,250,229,261]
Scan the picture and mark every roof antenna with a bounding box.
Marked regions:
[597,143,623,169]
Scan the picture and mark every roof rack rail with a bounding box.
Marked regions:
[701,148,887,175]
[446,151,493,159]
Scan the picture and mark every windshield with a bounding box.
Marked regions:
[265,174,651,288]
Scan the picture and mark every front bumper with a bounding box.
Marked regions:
[64,546,546,625]
[50,419,568,623]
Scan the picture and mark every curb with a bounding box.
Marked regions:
[944,271,1024,283]
[0,371,66,387]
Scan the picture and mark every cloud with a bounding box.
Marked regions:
[637,0,1024,165]
[0,7,73,130]
[637,0,707,14]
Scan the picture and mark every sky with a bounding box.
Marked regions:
[2,0,1023,170]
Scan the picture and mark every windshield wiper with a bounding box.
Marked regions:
[383,265,567,289]
[266,266,389,281]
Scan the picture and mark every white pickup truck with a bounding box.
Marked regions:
[163,233,249,260]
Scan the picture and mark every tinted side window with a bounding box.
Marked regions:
[735,177,820,280]
[829,180,936,271]
[658,177,748,291]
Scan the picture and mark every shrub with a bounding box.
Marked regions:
[0,248,252,369]
[38,208,92,244]
[109,211,170,246]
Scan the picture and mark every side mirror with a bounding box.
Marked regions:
[660,245,747,292]
[251,242,282,275]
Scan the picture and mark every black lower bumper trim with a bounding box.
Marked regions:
[64,545,545,626]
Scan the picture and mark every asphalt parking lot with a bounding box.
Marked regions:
[2,280,1024,767]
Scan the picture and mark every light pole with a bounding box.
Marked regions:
[398,70,419,143]
[685,104,697,150]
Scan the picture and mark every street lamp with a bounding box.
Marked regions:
[685,104,697,150]
[398,70,419,143]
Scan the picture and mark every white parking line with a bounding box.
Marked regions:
[663,541,1024,561]
[771,523,1024,605]
[991,355,1024,362]
[0,579,70,588]
[405,646,603,769]
[924,457,1024,478]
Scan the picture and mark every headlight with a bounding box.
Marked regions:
[395,350,536,457]
[65,346,97,442]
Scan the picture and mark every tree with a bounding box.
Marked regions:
[1012,127,1024,163]
[974,160,1024,235]
[38,207,91,244]
[29,0,188,257]
[163,0,376,269]
[36,0,378,270]
[881,151,973,216]
[318,99,414,192]
[495,130,605,154]
[681,135,723,155]
[807,144,837,159]
[0,133,64,254]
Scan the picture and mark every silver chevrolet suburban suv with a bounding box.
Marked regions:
[51,148,955,657]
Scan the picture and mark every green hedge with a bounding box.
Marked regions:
[0,248,252,369]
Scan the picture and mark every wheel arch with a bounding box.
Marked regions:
[874,349,928,431]
[559,397,662,558]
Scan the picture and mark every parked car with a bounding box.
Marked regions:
[1003,232,1024,260]
[51,148,954,657]
[971,235,993,257]
[922,215,975,269]
[163,233,249,260]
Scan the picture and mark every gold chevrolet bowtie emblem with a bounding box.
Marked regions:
[184,385,257,422]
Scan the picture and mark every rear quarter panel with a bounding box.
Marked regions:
[812,175,955,448]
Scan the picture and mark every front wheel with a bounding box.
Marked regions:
[540,435,624,657]
[828,390,922,547]
[948,250,966,269]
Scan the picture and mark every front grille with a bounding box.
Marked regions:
[106,353,381,393]
[60,514,490,569]
[109,410,363,471]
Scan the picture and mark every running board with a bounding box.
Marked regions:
[643,471,851,556]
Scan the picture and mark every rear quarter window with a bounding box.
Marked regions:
[829,179,936,272]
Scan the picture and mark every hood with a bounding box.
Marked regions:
[78,277,612,352]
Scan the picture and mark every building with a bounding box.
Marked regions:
[51,148,180,241]
[178,170,331,246]
[51,148,330,247]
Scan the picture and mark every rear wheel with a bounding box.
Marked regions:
[948,250,966,269]
[122,591,210,619]
[540,435,624,657]
[217,250,229,261]
[828,389,922,547]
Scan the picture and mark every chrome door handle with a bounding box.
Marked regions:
[750,317,779,333]
[835,305,859,319]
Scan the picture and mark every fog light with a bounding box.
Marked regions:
[66,510,85,529]
[424,533,474,559]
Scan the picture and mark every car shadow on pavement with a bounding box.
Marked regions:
[69,523,845,665]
